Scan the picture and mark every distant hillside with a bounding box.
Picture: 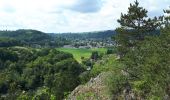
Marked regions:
[49,30,116,48]
[0,29,69,47]
[0,29,116,48]
[50,30,116,40]
[0,37,21,47]
[0,29,51,42]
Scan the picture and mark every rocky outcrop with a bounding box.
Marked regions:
[67,72,112,100]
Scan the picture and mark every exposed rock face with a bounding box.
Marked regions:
[67,71,147,100]
[67,72,112,100]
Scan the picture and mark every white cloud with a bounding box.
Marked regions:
[0,0,169,33]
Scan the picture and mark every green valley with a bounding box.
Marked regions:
[57,48,107,62]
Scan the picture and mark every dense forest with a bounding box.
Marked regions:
[0,47,85,99]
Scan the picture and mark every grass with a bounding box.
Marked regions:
[56,48,107,63]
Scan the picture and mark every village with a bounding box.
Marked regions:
[63,38,115,49]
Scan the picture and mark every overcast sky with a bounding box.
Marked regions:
[0,0,169,33]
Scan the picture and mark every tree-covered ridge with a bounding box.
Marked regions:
[0,29,70,47]
[0,47,85,100]
[0,37,21,47]
[52,30,116,40]
[0,29,50,41]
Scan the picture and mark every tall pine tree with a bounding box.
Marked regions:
[114,2,170,99]
[115,0,160,58]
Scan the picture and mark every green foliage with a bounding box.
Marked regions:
[90,51,99,60]
[106,48,116,54]
[82,58,93,67]
[32,87,56,100]
[79,71,91,84]
[0,48,18,62]
[76,92,98,100]
[0,38,21,47]
[0,29,70,47]
[90,55,120,77]
[112,1,170,99]
[115,0,160,58]
[117,0,160,32]
[121,28,170,98]
[0,47,85,100]
[106,72,126,98]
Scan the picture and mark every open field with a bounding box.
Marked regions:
[57,48,107,63]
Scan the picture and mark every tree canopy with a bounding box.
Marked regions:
[113,0,170,99]
[0,47,85,100]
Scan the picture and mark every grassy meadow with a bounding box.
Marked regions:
[57,48,107,63]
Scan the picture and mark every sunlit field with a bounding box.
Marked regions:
[57,48,107,62]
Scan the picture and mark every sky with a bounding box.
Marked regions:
[0,0,169,33]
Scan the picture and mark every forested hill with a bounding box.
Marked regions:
[50,30,116,40]
[0,29,69,47]
[0,47,85,99]
[0,29,51,41]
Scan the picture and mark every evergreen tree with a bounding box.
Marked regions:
[113,2,170,98]
[115,0,160,58]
